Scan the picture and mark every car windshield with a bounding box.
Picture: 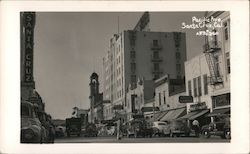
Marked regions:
[158,123,166,126]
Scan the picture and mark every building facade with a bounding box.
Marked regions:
[205,11,230,114]
[20,12,45,113]
[125,79,155,120]
[153,75,187,122]
[183,11,230,126]
[102,13,187,120]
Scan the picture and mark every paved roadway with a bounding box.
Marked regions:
[55,135,230,143]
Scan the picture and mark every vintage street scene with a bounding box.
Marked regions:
[20,11,230,143]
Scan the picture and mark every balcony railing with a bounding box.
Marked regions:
[150,43,162,50]
[203,41,221,53]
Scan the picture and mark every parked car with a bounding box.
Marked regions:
[152,121,168,137]
[21,101,43,143]
[107,126,116,136]
[55,125,66,137]
[127,119,153,138]
[85,123,98,137]
[163,120,191,137]
[201,114,230,139]
[66,117,82,137]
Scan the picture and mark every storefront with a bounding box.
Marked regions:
[212,93,230,110]
[178,102,211,127]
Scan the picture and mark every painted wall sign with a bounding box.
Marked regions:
[23,12,35,83]
[189,102,207,112]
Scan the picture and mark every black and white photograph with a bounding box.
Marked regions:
[0,1,249,154]
[20,11,231,143]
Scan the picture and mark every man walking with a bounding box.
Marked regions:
[192,119,200,137]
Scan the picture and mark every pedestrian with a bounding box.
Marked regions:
[116,118,122,140]
[192,119,200,137]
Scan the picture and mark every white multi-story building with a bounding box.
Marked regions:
[153,75,186,122]
[102,13,187,121]
[125,79,155,120]
[183,11,230,126]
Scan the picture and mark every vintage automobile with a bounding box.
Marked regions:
[55,125,66,137]
[21,101,43,143]
[163,120,191,137]
[152,121,168,137]
[201,114,231,139]
[84,123,98,137]
[127,119,153,138]
[66,117,82,137]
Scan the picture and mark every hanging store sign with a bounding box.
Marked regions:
[189,102,207,112]
[23,12,35,83]
[179,96,193,103]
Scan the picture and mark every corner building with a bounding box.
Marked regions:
[103,30,187,120]
[183,11,230,127]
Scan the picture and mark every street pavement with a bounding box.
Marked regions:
[54,135,230,143]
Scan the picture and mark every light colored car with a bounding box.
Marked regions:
[163,120,191,137]
[21,101,43,143]
[152,121,168,136]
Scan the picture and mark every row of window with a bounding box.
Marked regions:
[188,74,208,97]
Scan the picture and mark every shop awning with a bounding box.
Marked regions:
[155,111,168,121]
[207,108,230,117]
[178,109,209,120]
[189,109,210,120]
[160,107,186,122]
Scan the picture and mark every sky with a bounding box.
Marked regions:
[33,12,205,120]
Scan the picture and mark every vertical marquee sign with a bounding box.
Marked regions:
[21,12,35,85]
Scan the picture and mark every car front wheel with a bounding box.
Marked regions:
[224,129,231,139]
[202,130,210,138]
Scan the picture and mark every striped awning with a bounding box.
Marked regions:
[178,109,210,120]
[160,108,186,122]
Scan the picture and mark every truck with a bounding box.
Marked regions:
[66,117,82,137]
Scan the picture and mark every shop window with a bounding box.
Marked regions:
[188,80,192,96]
